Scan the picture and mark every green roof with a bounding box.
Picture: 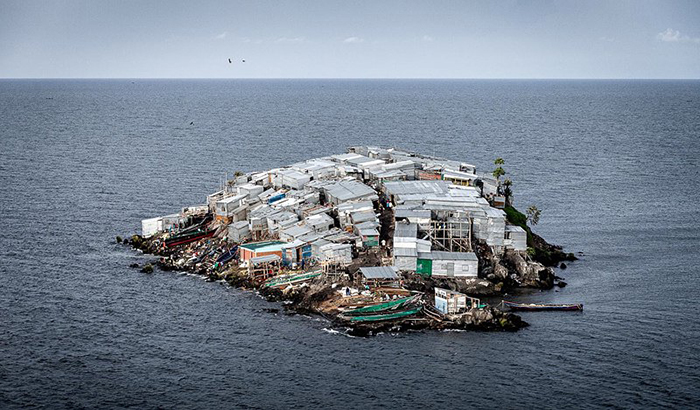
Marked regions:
[240,240,285,251]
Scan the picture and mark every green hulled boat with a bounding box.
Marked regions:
[343,296,418,316]
[263,271,322,288]
[346,307,423,322]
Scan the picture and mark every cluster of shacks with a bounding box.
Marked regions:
[142,146,528,283]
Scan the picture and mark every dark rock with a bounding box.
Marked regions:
[130,235,144,249]
[141,263,154,274]
[263,308,279,314]
[129,263,139,269]
[557,281,567,288]
[560,262,567,269]
[116,236,123,243]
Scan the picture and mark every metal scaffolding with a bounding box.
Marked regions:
[425,211,472,253]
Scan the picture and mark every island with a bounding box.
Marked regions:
[123,146,576,336]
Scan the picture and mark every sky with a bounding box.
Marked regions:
[1,0,699,79]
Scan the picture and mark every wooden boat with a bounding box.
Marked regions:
[342,295,420,316]
[164,228,216,248]
[215,246,238,264]
[263,270,322,288]
[503,300,583,311]
[345,307,422,322]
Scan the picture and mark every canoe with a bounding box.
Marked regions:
[343,296,418,316]
[164,229,216,248]
[503,301,583,311]
[263,271,322,288]
[346,307,423,322]
[215,246,238,264]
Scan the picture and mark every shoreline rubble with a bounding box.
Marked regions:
[124,146,578,335]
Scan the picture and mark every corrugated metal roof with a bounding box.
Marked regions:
[250,254,281,264]
[383,180,452,196]
[350,210,376,223]
[281,224,312,237]
[360,266,398,280]
[395,209,431,219]
[240,240,285,251]
[358,228,379,236]
[326,180,377,202]
[232,221,248,229]
[394,223,417,238]
[282,240,306,249]
[217,194,247,204]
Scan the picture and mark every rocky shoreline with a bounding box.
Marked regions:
[123,235,530,336]
[121,207,571,336]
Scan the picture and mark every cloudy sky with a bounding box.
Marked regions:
[1,0,698,78]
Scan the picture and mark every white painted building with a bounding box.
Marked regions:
[417,251,478,277]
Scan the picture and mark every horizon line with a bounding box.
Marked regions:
[1,77,699,81]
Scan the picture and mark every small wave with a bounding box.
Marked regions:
[322,328,357,338]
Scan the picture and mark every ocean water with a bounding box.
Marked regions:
[1,79,699,409]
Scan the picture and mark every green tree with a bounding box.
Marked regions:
[492,166,506,181]
[502,178,513,205]
[494,158,505,165]
[526,205,541,226]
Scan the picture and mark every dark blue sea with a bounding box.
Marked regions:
[1,79,699,409]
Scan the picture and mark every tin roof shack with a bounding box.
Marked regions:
[382,180,452,205]
[359,228,380,248]
[504,224,527,251]
[393,222,419,272]
[280,223,312,242]
[228,221,251,243]
[292,159,338,179]
[141,216,164,238]
[161,213,189,231]
[442,169,479,187]
[434,288,481,315]
[207,190,225,213]
[304,213,334,233]
[247,205,276,240]
[239,241,285,262]
[416,251,478,278]
[472,208,506,251]
[491,196,506,209]
[324,180,378,205]
[344,155,386,172]
[282,240,312,266]
[394,208,431,229]
[349,210,378,232]
[266,211,299,236]
[394,247,418,272]
[215,194,248,223]
[273,169,312,190]
[248,254,282,283]
[237,183,264,200]
[360,266,400,289]
[336,200,374,228]
[317,243,353,266]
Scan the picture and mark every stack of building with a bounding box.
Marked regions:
[142,146,528,278]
